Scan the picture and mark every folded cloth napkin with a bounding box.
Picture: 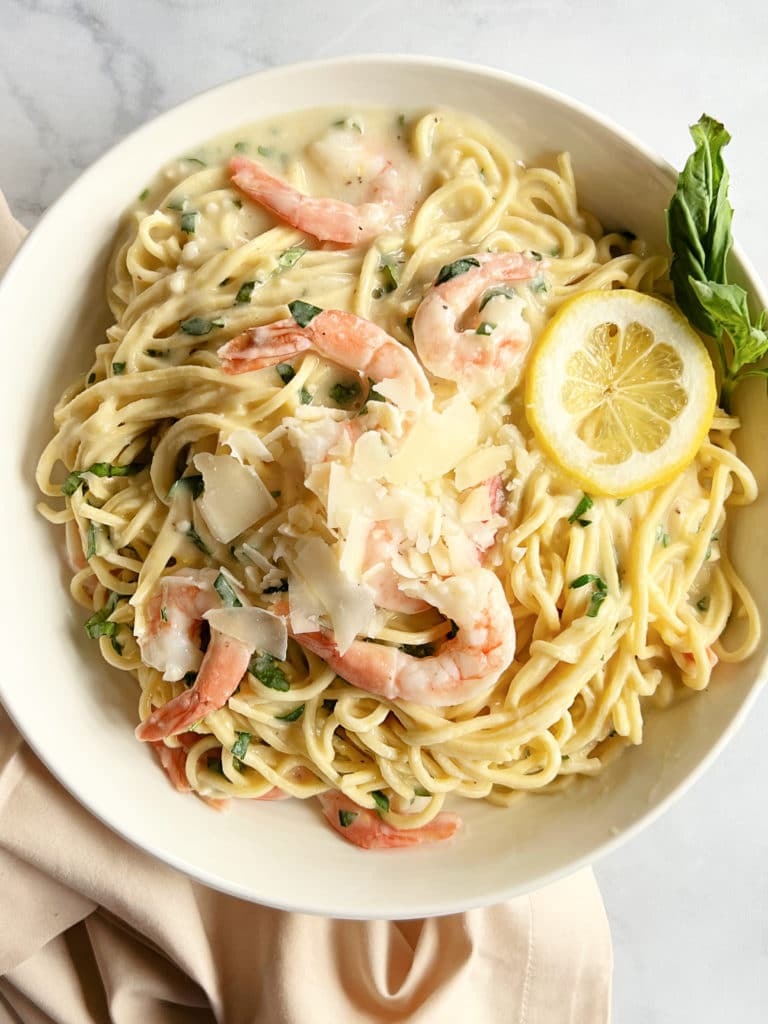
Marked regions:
[0,192,612,1024]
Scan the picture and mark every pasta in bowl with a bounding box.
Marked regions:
[4,58,767,914]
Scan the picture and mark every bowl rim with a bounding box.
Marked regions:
[2,53,767,917]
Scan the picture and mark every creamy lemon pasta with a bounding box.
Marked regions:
[36,107,760,848]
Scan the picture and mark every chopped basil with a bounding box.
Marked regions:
[587,589,607,617]
[61,461,145,496]
[112,362,126,375]
[234,141,248,153]
[84,591,120,640]
[111,636,123,656]
[616,497,626,506]
[180,210,198,234]
[705,532,718,561]
[166,197,186,211]
[696,595,710,612]
[185,156,206,167]
[413,786,430,797]
[569,574,608,617]
[87,372,96,385]
[475,321,495,336]
[276,362,296,385]
[183,671,198,687]
[186,525,211,555]
[528,250,544,261]
[380,255,400,292]
[435,257,480,285]
[479,285,516,311]
[371,790,389,814]
[529,276,549,293]
[656,525,670,547]
[549,246,561,257]
[214,572,242,607]
[338,809,358,827]
[257,144,275,158]
[160,606,168,622]
[167,474,204,500]
[277,245,305,271]
[138,188,149,202]
[299,387,312,405]
[329,380,361,407]
[568,494,593,524]
[250,652,289,691]
[288,299,322,327]
[400,643,435,658]
[332,118,362,133]
[263,577,288,595]
[235,280,255,304]
[179,317,223,335]
[275,704,305,722]
[569,573,606,590]
[206,755,224,775]
[231,731,251,759]
[85,520,97,560]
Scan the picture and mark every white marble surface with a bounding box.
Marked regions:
[2,0,767,1019]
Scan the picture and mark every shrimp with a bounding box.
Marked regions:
[135,570,252,741]
[229,127,417,245]
[412,252,543,396]
[218,308,432,414]
[362,522,429,615]
[295,567,515,707]
[318,791,461,850]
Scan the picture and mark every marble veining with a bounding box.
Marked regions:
[1,1,767,1020]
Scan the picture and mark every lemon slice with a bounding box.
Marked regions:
[525,290,716,496]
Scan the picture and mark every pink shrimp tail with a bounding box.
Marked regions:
[229,156,369,245]
[218,320,312,375]
[318,791,461,849]
[136,631,251,741]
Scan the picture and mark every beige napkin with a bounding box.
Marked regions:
[0,191,612,1024]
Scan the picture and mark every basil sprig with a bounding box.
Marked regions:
[666,115,768,410]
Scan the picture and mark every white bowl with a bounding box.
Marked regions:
[1,56,766,919]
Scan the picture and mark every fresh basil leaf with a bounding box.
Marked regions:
[475,321,495,336]
[111,636,123,655]
[250,652,289,691]
[85,521,97,560]
[690,278,768,376]
[87,372,96,385]
[214,572,242,607]
[112,362,126,375]
[234,141,248,153]
[338,809,358,827]
[380,255,400,292]
[666,115,733,338]
[275,704,304,722]
[166,196,186,211]
[231,731,251,759]
[235,280,255,304]
[299,387,312,405]
[84,591,120,640]
[569,573,606,590]
[180,317,223,336]
[160,606,168,622]
[696,595,710,612]
[371,790,389,814]
[568,494,593,524]
[61,461,145,496]
[435,257,480,285]
[479,286,515,311]
[257,144,275,158]
[413,786,430,797]
[180,210,198,234]
[276,363,296,385]
[186,525,211,556]
[138,188,149,202]
[329,380,361,407]
[185,156,206,167]
[587,589,607,618]
[288,299,322,327]
[277,245,305,272]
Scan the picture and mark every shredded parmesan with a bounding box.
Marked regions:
[193,453,277,544]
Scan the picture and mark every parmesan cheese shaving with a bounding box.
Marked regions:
[193,453,277,543]
[454,445,511,491]
[224,429,274,465]
[292,536,375,653]
[203,606,287,660]
[383,394,479,484]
